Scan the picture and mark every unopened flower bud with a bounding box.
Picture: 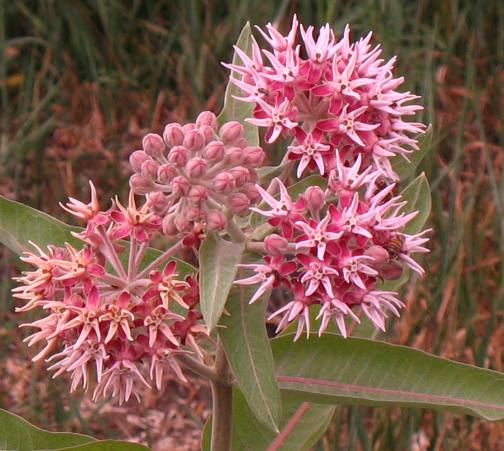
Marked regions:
[188,185,208,204]
[243,146,265,167]
[142,133,165,158]
[214,172,235,194]
[264,234,289,256]
[147,192,170,215]
[380,261,403,280]
[219,121,243,144]
[229,166,250,187]
[242,183,261,203]
[185,205,202,221]
[140,159,159,180]
[196,111,217,129]
[206,210,227,231]
[234,138,248,148]
[199,125,216,144]
[168,145,189,167]
[182,123,196,134]
[130,174,155,195]
[129,150,150,172]
[157,164,177,184]
[162,215,177,235]
[225,146,244,165]
[186,157,208,178]
[364,245,389,263]
[163,124,184,147]
[305,186,326,216]
[228,192,250,215]
[204,141,225,162]
[183,129,205,151]
[247,168,258,183]
[171,176,190,196]
[174,214,191,232]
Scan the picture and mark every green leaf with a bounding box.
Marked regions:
[287,175,326,198]
[272,333,504,421]
[0,409,149,451]
[219,284,282,432]
[401,172,431,234]
[200,415,212,451]
[0,194,195,276]
[201,390,334,451]
[257,164,289,183]
[0,195,81,254]
[58,440,149,450]
[230,390,334,451]
[390,125,433,180]
[0,408,94,451]
[218,22,258,146]
[199,232,245,331]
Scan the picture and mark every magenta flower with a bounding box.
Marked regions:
[287,131,332,177]
[268,282,314,340]
[295,213,343,260]
[298,253,338,298]
[251,178,305,238]
[224,18,425,179]
[247,98,298,143]
[235,256,297,304]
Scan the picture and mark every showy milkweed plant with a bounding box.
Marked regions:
[2,17,504,451]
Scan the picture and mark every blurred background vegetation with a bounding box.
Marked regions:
[0,0,503,449]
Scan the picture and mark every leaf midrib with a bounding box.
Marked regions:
[276,375,504,412]
[239,285,279,430]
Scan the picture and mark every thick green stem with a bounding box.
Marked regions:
[210,343,233,451]
[176,354,220,384]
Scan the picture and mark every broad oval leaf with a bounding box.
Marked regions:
[0,195,81,254]
[199,232,245,331]
[201,390,334,451]
[272,333,504,421]
[0,408,94,451]
[0,194,195,276]
[401,172,431,234]
[390,125,433,180]
[218,22,258,146]
[219,284,282,432]
[0,409,149,451]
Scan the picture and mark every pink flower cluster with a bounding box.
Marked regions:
[129,111,264,235]
[12,17,432,405]
[238,165,429,339]
[13,185,205,404]
[225,17,424,180]
[232,20,430,339]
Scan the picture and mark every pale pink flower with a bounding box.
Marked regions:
[317,297,360,337]
[14,187,205,404]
